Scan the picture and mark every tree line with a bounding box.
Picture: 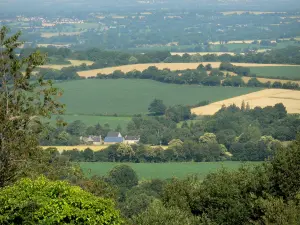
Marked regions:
[44,102,300,162]
[94,64,300,90]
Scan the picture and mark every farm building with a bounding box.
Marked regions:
[80,135,102,145]
[124,136,140,144]
[104,132,124,144]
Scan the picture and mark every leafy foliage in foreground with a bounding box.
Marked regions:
[0,176,122,225]
[0,26,64,187]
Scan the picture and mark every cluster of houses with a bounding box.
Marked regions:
[80,132,140,146]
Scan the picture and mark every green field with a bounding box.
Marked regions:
[49,115,131,129]
[56,79,261,115]
[250,66,300,80]
[80,161,262,180]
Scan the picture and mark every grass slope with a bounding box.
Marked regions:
[80,162,262,180]
[56,79,261,115]
[250,66,300,80]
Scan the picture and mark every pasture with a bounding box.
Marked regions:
[49,115,131,128]
[77,62,297,77]
[80,161,262,180]
[192,89,300,115]
[56,79,261,115]
[250,66,300,80]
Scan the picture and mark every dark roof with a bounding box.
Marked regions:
[106,132,121,138]
[91,136,101,142]
[104,137,124,143]
[81,136,101,143]
[125,136,140,141]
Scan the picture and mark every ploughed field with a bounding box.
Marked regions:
[80,161,262,180]
[192,89,300,115]
[55,79,261,115]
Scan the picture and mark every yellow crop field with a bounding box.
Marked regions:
[42,145,168,151]
[77,63,298,77]
[192,89,300,115]
[41,32,82,38]
[171,52,236,56]
[242,77,300,85]
[40,59,94,70]
[42,145,108,151]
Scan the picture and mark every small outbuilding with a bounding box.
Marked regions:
[124,136,140,144]
[80,135,102,145]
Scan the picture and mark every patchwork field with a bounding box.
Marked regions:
[55,79,261,115]
[80,161,262,180]
[77,63,297,77]
[192,89,300,115]
[250,66,300,80]
[40,59,94,70]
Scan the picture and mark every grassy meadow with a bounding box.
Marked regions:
[80,161,262,180]
[49,115,131,129]
[250,66,300,80]
[56,79,261,115]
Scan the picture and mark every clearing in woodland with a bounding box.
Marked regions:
[55,79,261,115]
[192,89,300,115]
[77,63,297,77]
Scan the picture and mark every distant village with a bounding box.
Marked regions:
[80,132,140,145]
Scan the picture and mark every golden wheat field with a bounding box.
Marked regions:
[171,52,236,56]
[40,59,94,70]
[191,89,300,115]
[242,77,300,85]
[77,63,298,77]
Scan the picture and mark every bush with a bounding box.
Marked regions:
[0,176,122,224]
